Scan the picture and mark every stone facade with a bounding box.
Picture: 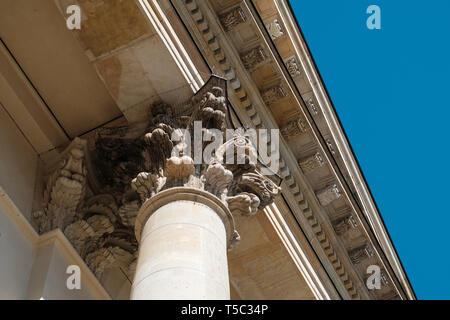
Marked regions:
[32,76,280,294]
[0,0,414,301]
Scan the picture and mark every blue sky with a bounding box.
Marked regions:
[289,0,450,299]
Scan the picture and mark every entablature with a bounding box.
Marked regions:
[169,0,413,300]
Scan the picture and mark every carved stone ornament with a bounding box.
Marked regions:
[265,19,283,39]
[285,56,301,77]
[308,98,319,115]
[333,214,358,236]
[316,184,341,206]
[240,46,266,70]
[280,118,308,138]
[261,85,287,106]
[326,138,336,155]
[33,76,280,282]
[219,6,246,31]
[380,270,389,286]
[32,138,87,234]
[348,243,374,264]
[128,76,280,240]
[298,152,325,174]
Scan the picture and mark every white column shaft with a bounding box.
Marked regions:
[131,200,230,300]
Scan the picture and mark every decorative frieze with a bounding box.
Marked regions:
[333,214,358,236]
[265,19,283,39]
[240,46,266,70]
[348,243,374,264]
[316,184,341,206]
[280,118,308,138]
[285,56,301,77]
[261,85,287,106]
[298,152,325,174]
[219,6,246,31]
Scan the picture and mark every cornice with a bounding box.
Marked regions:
[272,0,415,299]
[170,0,410,300]
[171,0,359,299]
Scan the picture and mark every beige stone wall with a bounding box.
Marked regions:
[0,110,109,299]
[0,206,35,299]
[0,106,38,220]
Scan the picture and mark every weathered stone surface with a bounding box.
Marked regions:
[316,184,341,206]
[280,118,308,138]
[33,138,87,233]
[348,243,374,264]
[298,153,325,174]
[261,85,287,106]
[240,46,266,70]
[265,19,284,39]
[219,6,246,31]
[69,0,154,57]
[333,215,358,236]
[285,56,301,77]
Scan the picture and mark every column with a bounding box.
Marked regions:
[130,187,235,300]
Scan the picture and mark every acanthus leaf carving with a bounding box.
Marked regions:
[131,172,166,202]
[118,200,140,228]
[203,162,233,200]
[237,171,280,209]
[36,76,281,286]
[226,192,260,216]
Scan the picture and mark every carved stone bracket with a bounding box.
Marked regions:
[33,138,87,234]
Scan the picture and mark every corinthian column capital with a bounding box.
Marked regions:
[124,76,280,247]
